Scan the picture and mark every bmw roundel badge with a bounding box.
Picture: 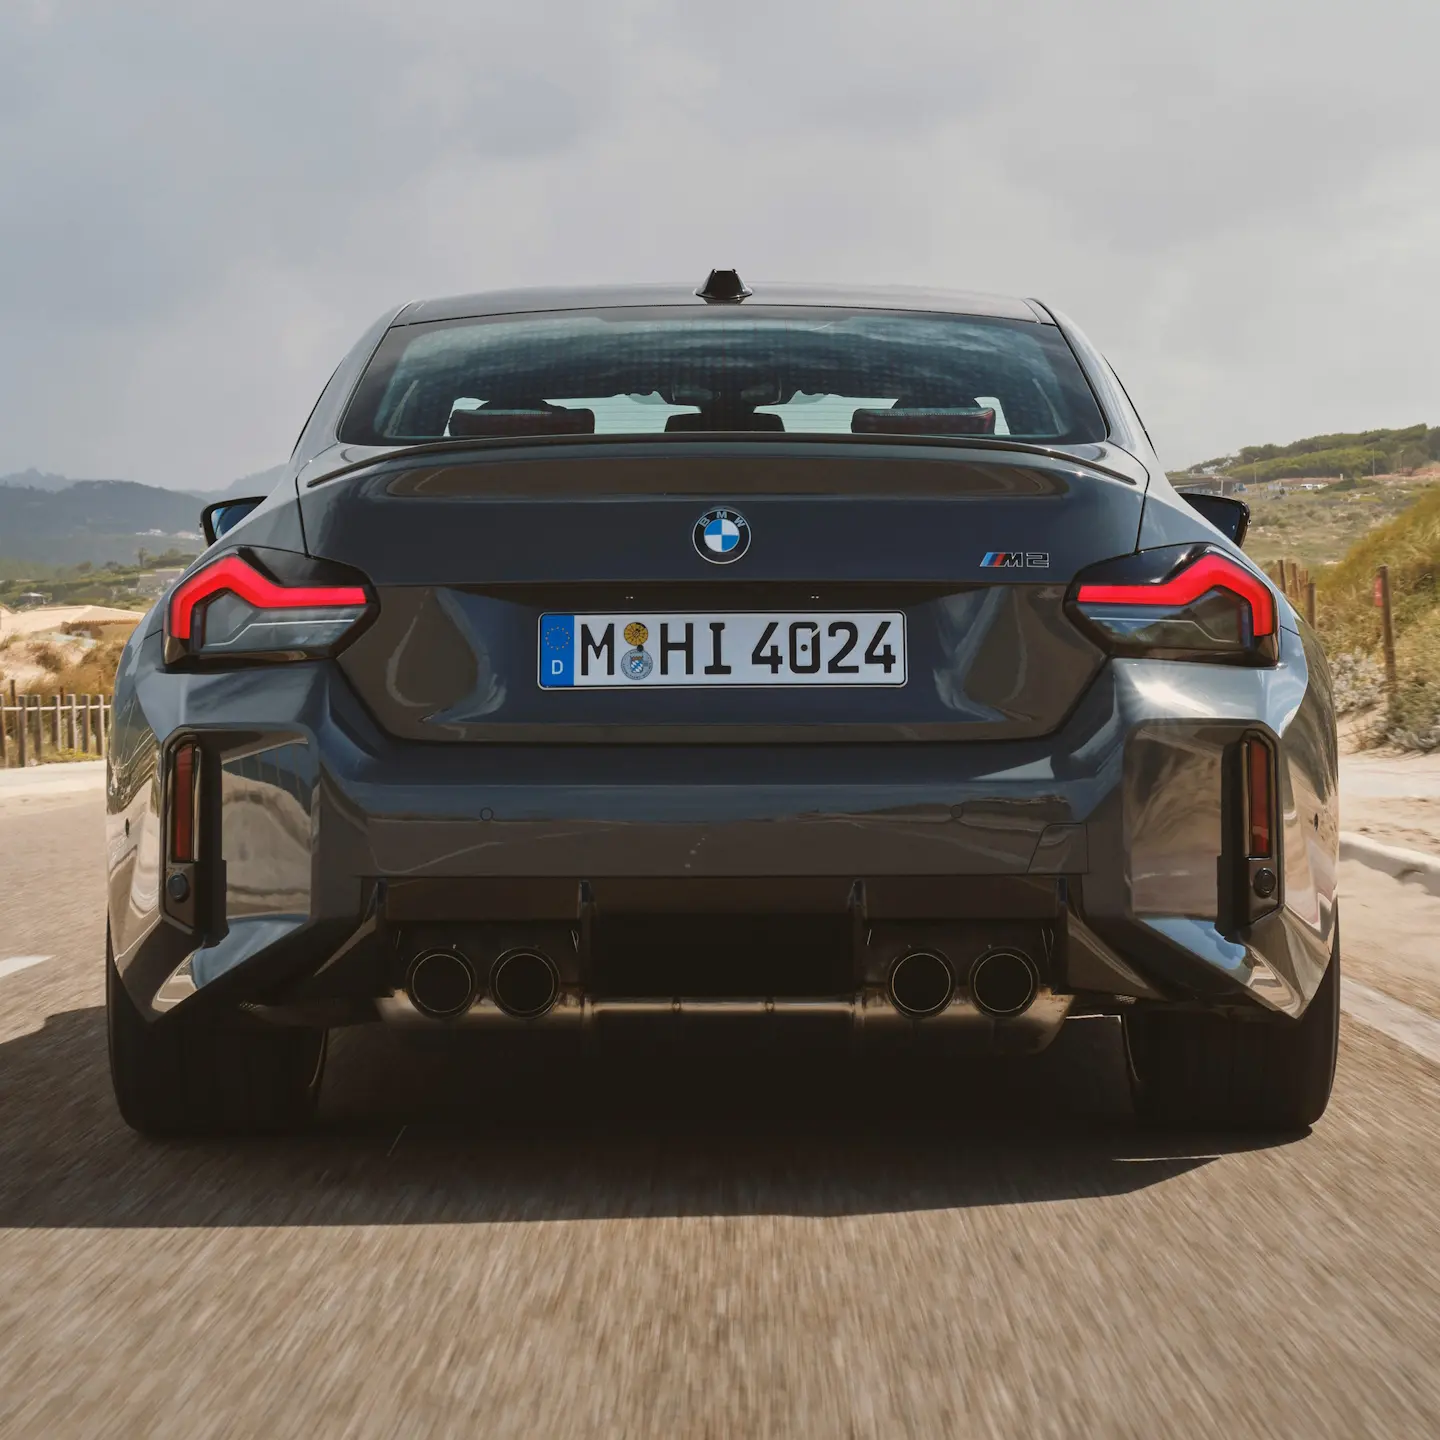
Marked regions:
[694,507,751,564]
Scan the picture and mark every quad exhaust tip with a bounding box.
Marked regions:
[406,948,478,1020]
[969,948,1040,1018]
[888,949,956,1018]
[491,948,561,1020]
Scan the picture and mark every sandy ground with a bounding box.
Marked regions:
[1338,856,1440,1019]
[0,603,141,639]
[1341,750,1440,853]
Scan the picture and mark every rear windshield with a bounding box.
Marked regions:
[339,307,1107,447]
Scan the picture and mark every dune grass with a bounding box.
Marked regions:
[1315,485,1440,747]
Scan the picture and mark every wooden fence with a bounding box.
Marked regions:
[1266,558,1318,627]
[0,689,110,768]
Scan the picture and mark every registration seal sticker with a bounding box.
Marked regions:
[622,646,653,680]
[624,621,649,647]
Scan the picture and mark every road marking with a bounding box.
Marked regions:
[0,955,51,981]
[1342,979,1440,1067]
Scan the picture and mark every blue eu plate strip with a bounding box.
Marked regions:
[539,614,575,687]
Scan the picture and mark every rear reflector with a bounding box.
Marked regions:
[169,741,200,863]
[1246,735,1273,858]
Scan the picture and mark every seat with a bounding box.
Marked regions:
[851,406,996,436]
[448,403,594,437]
[665,409,785,433]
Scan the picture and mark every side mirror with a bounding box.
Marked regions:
[201,497,265,547]
[1179,492,1250,548]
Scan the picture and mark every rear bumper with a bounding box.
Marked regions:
[106,622,1338,1036]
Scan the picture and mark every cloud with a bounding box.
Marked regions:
[0,0,1437,485]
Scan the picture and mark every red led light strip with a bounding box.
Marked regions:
[168,554,367,641]
[1076,554,1276,637]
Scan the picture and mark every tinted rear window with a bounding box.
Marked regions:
[339,307,1107,446]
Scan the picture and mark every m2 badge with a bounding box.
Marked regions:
[981,552,1050,568]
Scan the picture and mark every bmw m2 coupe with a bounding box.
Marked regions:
[105,272,1339,1135]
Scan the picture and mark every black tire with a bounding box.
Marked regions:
[107,927,327,1137]
[1124,926,1340,1132]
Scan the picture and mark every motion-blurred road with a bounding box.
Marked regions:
[3,780,1439,1438]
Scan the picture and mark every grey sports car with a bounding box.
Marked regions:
[104,271,1339,1135]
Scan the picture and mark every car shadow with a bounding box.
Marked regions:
[0,1006,1305,1230]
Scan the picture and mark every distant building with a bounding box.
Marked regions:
[135,568,186,597]
[1175,477,1247,497]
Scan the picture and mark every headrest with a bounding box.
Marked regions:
[851,407,996,436]
[664,411,785,432]
[447,406,594,437]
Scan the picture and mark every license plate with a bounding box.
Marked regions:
[538,612,907,688]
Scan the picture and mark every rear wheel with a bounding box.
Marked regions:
[1124,926,1340,1131]
[107,927,326,1137]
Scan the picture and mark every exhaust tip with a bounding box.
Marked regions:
[491,948,561,1019]
[888,949,955,1018]
[406,949,477,1019]
[970,948,1040,1018]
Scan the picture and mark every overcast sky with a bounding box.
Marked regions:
[1,0,1437,489]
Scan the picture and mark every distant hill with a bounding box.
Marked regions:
[197,465,288,500]
[0,465,289,565]
[0,468,121,494]
[1175,424,1440,487]
[0,481,203,565]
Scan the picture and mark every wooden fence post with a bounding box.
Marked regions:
[81,695,91,755]
[0,697,7,768]
[1305,581,1317,627]
[98,697,107,757]
[1378,565,1398,693]
[17,696,28,768]
[68,693,77,752]
[34,694,44,761]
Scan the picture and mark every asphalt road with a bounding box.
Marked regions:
[3,786,1440,1438]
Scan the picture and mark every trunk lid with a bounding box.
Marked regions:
[300,442,1145,743]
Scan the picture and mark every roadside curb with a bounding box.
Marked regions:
[1339,831,1440,899]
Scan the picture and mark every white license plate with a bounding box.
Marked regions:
[538,612,907,688]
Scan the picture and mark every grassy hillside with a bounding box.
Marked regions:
[1241,477,1434,569]
[1313,485,1440,748]
[1181,423,1440,484]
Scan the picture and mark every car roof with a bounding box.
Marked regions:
[396,283,1050,326]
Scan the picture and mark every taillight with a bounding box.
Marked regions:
[1068,545,1278,665]
[164,549,372,664]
